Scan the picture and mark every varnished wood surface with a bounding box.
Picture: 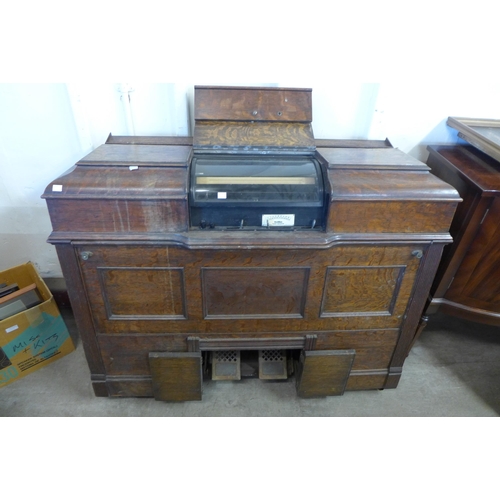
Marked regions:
[76,243,424,335]
[43,165,188,199]
[316,138,392,148]
[390,242,445,369]
[54,244,107,396]
[42,99,460,398]
[193,121,315,151]
[445,197,500,311]
[104,135,392,149]
[202,266,309,319]
[328,201,458,234]
[428,145,500,194]
[77,144,192,166]
[296,350,355,397]
[327,170,460,200]
[46,199,188,233]
[48,230,454,248]
[321,147,429,170]
[97,329,399,376]
[149,352,202,401]
[427,144,500,325]
[194,86,312,122]
[42,163,189,233]
[106,135,193,145]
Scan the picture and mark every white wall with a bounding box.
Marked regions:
[0,84,83,277]
[1,82,499,278]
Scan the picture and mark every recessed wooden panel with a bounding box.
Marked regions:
[321,266,405,317]
[98,267,186,320]
[202,267,309,319]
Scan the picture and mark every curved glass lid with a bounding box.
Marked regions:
[191,155,323,204]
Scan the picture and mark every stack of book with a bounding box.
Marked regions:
[0,282,42,321]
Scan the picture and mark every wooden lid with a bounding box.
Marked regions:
[193,86,315,153]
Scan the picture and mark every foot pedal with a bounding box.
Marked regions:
[211,350,241,380]
[258,350,287,380]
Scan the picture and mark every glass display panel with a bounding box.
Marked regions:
[191,155,323,204]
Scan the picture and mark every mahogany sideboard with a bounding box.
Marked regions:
[426,117,500,325]
[42,87,460,401]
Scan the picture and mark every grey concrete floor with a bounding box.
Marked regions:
[1,308,500,417]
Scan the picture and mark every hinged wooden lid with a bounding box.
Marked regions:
[193,86,316,153]
[447,116,500,163]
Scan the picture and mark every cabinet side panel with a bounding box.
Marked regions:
[54,244,106,377]
[446,197,500,311]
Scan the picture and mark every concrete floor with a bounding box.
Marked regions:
[1,308,500,417]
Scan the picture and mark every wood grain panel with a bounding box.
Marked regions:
[202,267,309,319]
[76,144,192,166]
[54,244,105,376]
[194,86,312,122]
[321,147,428,170]
[315,329,398,370]
[98,334,188,375]
[328,201,457,233]
[296,350,355,397]
[44,165,188,198]
[98,267,186,320]
[346,370,388,390]
[97,328,399,376]
[432,144,500,193]
[47,199,188,233]
[193,121,315,151]
[79,244,423,334]
[446,197,500,311]
[106,377,153,397]
[149,352,202,401]
[320,265,405,317]
[102,370,389,397]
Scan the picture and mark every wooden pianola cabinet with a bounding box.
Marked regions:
[42,87,460,400]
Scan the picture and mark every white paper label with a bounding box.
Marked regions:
[217,192,227,199]
[262,214,295,227]
[6,325,19,333]
[129,166,139,171]
[52,184,63,192]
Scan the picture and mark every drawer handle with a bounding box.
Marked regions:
[412,250,423,259]
[80,251,93,261]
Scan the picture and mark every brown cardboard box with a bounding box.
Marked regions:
[0,262,74,388]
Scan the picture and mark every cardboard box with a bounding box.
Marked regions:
[0,262,74,389]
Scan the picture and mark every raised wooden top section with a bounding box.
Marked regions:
[42,164,188,200]
[193,86,315,153]
[194,86,312,122]
[324,148,458,202]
